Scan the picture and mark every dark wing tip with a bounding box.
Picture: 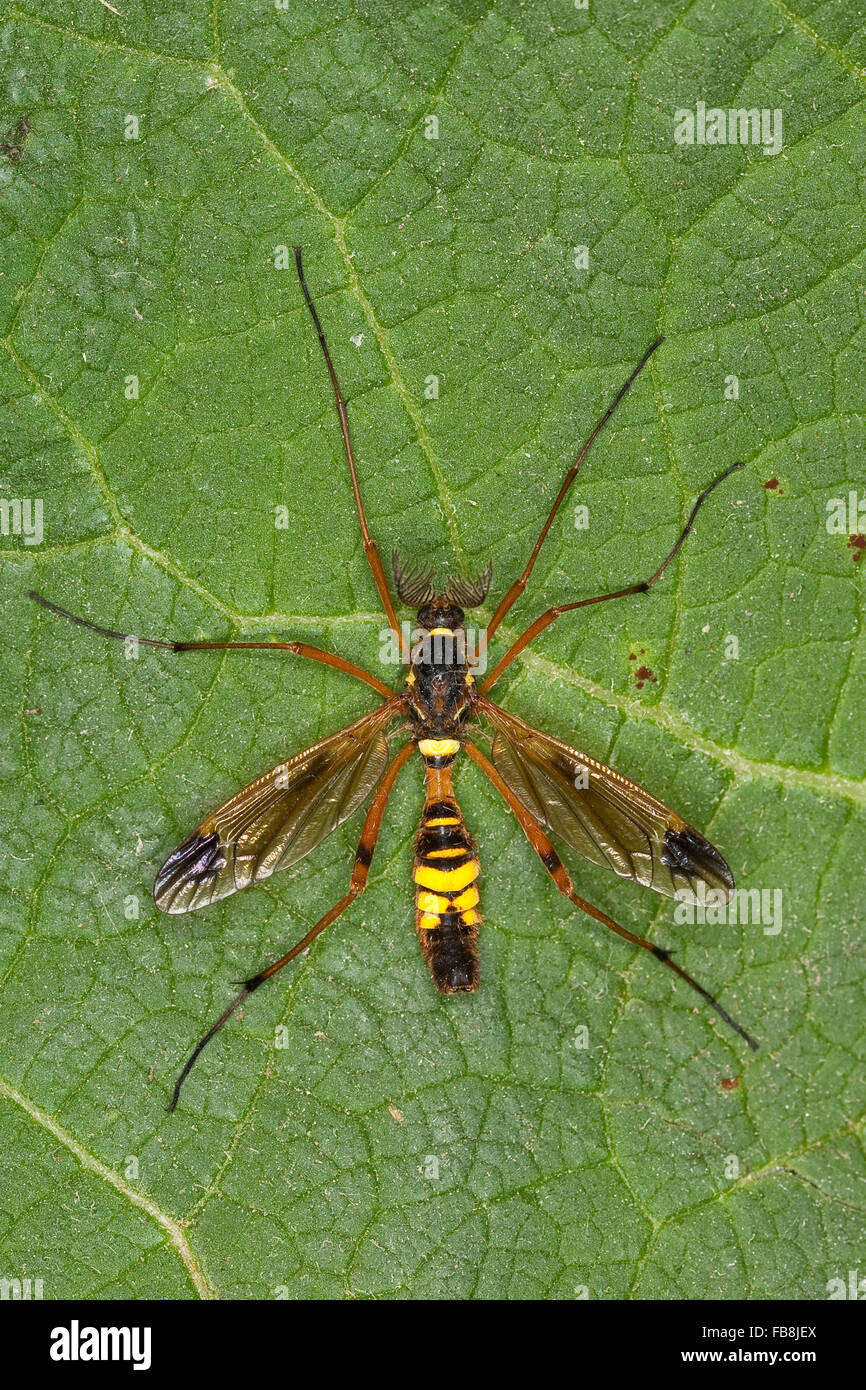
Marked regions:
[662,825,734,896]
[154,830,225,912]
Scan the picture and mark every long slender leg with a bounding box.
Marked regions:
[464,741,757,1049]
[168,739,414,1111]
[27,590,393,697]
[294,248,408,660]
[480,461,742,693]
[485,336,664,642]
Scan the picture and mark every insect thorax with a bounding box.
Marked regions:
[405,599,476,739]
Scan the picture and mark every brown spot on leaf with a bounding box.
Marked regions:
[721,1077,739,1091]
[388,1104,405,1123]
[635,665,658,690]
[763,477,782,493]
[1,115,30,164]
[848,534,865,562]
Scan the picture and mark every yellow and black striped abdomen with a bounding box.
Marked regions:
[413,740,481,992]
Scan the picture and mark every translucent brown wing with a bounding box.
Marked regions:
[478,699,733,903]
[154,700,402,914]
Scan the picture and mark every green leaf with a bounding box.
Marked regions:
[1,0,864,1300]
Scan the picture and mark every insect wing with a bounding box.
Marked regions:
[480,700,733,903]
[154,703,399,914]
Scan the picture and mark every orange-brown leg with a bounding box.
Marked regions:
[168,739,414,1111]
[481,461,743,693]
[294,248,408,662]
[464,741,757,1049]
[485,336,664,642]
[27,590,393,697]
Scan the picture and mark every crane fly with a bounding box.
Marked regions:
[29,248,757,1110]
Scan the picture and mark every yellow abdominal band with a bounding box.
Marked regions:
[414,859,479,893]
[417,886,480,914]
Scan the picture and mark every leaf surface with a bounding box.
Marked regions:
[1,0,864,1299]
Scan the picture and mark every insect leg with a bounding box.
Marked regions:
[294,247,408,661]
[167,739,413,1111]
[464,740,758,1050]
[26,590,393,697]
[485,336,664,641]
[481,462,743,692]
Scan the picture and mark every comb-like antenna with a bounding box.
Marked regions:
[445,561,493,609]
[392,552,436,607]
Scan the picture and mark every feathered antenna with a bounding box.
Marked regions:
[445,560,493,609]
[392,551,437,607]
